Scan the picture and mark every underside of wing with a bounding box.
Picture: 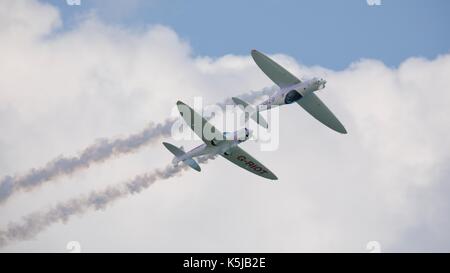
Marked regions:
[177,101,224,145]
[221,146,278,180]
[296,93,347,134]
[251,49,301,88]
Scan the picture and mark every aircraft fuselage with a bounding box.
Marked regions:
[172,128,251,165]
[260,77,327,109]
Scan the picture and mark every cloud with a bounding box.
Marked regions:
[1,0,450,252]
[0,86,275,205]
[0,155,216,248]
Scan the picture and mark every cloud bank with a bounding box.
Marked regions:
[1,0,450,252]
[0,85,274,205]
[0,155,216,248]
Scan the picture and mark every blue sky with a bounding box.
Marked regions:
[47,0,450,70]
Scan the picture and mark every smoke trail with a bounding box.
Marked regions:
[0,118,176,204]
[0,154,216,248]
[0,86,276,204]
[215,86,275,109]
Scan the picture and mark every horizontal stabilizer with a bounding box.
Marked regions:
[232,97,268,129]
[182,158,201,172]
[163,142,185,157]
[162,142,201,172]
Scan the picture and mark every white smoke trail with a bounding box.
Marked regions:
[0,119,175,204]
[0,86,276,205]
[0,154,216,248]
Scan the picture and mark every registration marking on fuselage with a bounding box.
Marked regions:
[236,155,268,175]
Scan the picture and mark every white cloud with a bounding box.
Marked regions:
[1,0,450,252]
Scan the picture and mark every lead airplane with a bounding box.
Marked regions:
[163,101,278,180]
[233,49,347,134]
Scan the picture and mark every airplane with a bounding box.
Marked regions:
[163,101,278,180]
[232,49,347,134]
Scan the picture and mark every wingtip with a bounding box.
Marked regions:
[251,49,261,56]
[265,172,278,180]
[162,142,172,149]
[339,127,348,134]
[332,122,347,134]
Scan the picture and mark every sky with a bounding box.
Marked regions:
[49,0,450,70]
[0,0,450,252]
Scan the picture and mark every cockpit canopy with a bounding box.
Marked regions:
[223,128,252,142]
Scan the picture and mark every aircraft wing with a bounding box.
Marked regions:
[177,101,224,146]
[221,146,278,180]
[296,93,347,134]
[251,49,301,88]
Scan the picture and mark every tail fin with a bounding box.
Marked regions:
[162,142,201,172]
[232,97,268,129]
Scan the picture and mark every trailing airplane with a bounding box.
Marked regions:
[233,49,347,134]
[163,101,278,180]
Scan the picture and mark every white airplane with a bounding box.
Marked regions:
[233,49,347,134]
[163,101,278,180]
